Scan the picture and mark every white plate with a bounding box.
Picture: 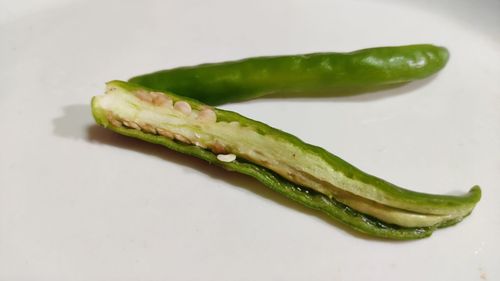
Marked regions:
[1,0,499,280]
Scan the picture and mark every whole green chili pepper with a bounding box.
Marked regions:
[129,44,449,105]
[91,81,480,239]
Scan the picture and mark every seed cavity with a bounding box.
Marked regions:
[211,141,226,154]
[194,141,207,148]
[174,133,190,144]
[152,92,173,108]
[217,154,236,162]
[174,101,192,115]
[134,90,175,109]
[157,128,174,139]
[105,95,240,159]
[109,118,122,127]
[135,90,153,103]
[106,113,122,127]
[197,108,217,123]
[123,121,140,130]
[140,123,157,134]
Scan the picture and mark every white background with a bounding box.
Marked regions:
[1,0,499,280]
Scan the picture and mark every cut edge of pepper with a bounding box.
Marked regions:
[90,81,481,239]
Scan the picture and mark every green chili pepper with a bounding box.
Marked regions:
[129,44,449,105]
[91,81,480,239]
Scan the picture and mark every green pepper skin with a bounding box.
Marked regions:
[129,44,449,105]
[91,81,480,239]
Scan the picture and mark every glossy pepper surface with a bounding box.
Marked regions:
[129,44,449,105]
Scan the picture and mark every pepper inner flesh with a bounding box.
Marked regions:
[92,83,478,228]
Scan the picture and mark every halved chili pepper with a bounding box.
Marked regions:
[129,44,449,105]
[91,81,480,239]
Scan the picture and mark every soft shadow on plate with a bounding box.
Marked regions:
[53,104,94,139]
[53,90,427,242]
